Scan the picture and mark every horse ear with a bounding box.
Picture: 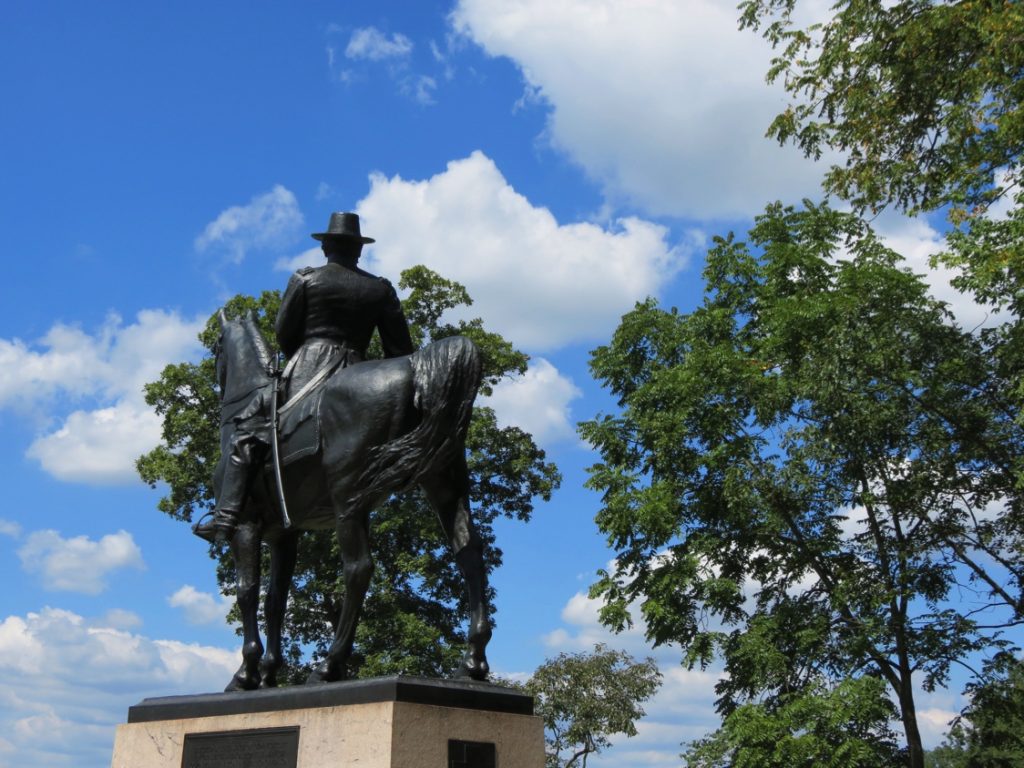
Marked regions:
[217,308,228,329]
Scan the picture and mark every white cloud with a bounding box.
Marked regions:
[345,27,414,61]
[95,609,142,631]
[168,585,234,626]
[545,555,974,765]
[18,530,144,595]
[27,402,163,485]
[987,168,1019,220]
[276,245,323,272]
[0,615,47,674]
[336,28,441,106]
[0,519,21,538]
[0,310,202,410]
[358,151,686,351]
[872,213,997,331]
[599,665,727,765]
[0,607,237,767]
[543,589,674,658]
[540,584,961,767]
[918,705,959,746]
[0,310,203,484]
[195,184,303,264]
[452,0,829,219]
[0,325,106,409]
[403,74,438,105]
[542,589,724,767]
[485,358,581,445]
[315,181,334,201]
[0,310,203,414]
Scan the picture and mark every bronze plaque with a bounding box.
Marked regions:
[448,739,496,768]
[181,726,299,768]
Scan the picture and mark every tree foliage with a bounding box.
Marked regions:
[137,267,560,680]
[684,676,901,768]
[580,202,1023,767]
[930,653,1024,768]
[525,644,662,768]
[738,0,1023,217]
[738,0,1024,399]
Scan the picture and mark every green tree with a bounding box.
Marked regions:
[580,202,1023,768]
[936,653,1024,768]
[737,0,1024,414]
[685,676,901,768]
[923,743,968,768]
[525,644,662,768]
[137,267,560,679]
[738,0,1022,217]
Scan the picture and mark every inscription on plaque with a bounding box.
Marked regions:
[181,726,299,768]
[448,739,496,768]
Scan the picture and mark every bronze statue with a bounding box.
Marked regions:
[194,213,414,544]
[200,214,491,690]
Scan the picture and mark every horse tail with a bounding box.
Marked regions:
[349,336,482,507]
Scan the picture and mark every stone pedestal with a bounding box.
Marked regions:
[110,676,544,768]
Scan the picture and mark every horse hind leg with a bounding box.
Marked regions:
[421,460,492,681]
[453,537,491,681]
[225,521,264,691]
[307,504,374,684]
[259,529,299,688]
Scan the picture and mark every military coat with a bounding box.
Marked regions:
[275,262,414,401]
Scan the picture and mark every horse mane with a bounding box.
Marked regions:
[242,310,275,370]
[219,308,274,406]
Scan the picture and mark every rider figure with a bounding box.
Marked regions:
[193,212,415,543]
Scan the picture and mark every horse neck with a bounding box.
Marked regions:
[222,324,272,403]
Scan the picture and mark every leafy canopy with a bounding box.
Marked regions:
[929,652,1024,768]
[525,644,662,768]
[137,267,560,680]
[685,676,901,768]
[581,202,1023,767]
[738,0,1024,428]
[739,0,1023,217]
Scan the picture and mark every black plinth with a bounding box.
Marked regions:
[127,675,533,723]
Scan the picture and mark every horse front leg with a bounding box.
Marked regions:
[259,529,299,688]
[422,462,492,681]
[225,521,264,691]
[306,510,373,684]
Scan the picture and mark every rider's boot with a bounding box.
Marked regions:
[193,459,249,544]
[192,508,240,544]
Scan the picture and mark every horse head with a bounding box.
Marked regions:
[215,307,274,404]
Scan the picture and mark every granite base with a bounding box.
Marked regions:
[110,676,544,768]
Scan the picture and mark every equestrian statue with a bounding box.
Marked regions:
[192,213,491,691]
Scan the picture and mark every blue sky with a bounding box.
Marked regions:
[0,2,1005,766]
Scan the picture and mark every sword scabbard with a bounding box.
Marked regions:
[269,372,291,529]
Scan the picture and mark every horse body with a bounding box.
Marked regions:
[214,311,490,691]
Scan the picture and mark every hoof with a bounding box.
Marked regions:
[305,662,345,685]
[224,672,260,692]
[224,660,261,692]
[258,656,281,688]
[454,653,490,681]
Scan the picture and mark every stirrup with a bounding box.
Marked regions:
[192,510,239,543]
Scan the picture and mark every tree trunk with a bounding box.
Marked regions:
[895,658,925,768]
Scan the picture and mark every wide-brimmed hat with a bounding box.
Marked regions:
[311,212,375,244]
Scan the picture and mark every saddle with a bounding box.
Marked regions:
[277,384,323,465]
[221,355,343,467]
[275,350,349,464]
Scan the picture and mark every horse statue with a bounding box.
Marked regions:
[211,309,491,691]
